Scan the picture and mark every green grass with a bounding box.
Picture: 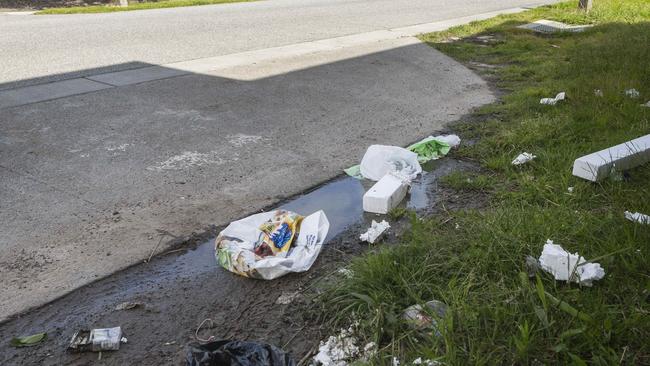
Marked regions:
[36,0,255,14]
[319,0,650,364]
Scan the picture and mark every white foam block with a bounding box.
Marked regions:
[363,174,408,214]
[572,134,650,181]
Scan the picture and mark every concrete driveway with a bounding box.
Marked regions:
[0,0,556,321]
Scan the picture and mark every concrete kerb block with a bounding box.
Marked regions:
[572,134,650,182]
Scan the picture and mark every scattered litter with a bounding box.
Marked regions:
[164,341,177,346]
[433,134,461,149]
[115,301,143,311]
[538,240,605,286]
[625,88,640,98]
[346,145,422,181]
[313,325,376,366]
[363,174,409,214]
[512,152,536,166]
[343,165,362,179]
[195,319,216,343]
[594,89,603,97]
[215,209,330,279]
[624,211,650,225]
[412,357,441,366]
[275,291,300,305]
[540,92,566,105]
[517,19,591,33]
[68,327,126,352]
[407,135,460,163]
[10,332,47,348]
[402,300,448,336]
[186,340,295,366]
[567,187,574,193]
[338,268,354,278]
[641,101,650,107]
[393,357,401,366]
[572,134,650,181]
[359,220,390,243]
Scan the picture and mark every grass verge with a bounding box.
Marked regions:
[36,0,254,14]
[319,0,649,364]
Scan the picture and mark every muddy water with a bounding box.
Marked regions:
[0,158,468,366]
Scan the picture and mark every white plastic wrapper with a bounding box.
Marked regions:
[540,92,566,105]
[538,240,605,286]
[624,211,650,224]
[215,210,330,280]
[359,145,422,181]
[512,152,536,165]
[625,88,640,98]
[432,134,461,148]
[359,220,390,243]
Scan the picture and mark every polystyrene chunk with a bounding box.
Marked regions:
[362,174,408,214]
[538,240,605,286]
[572,134,650,182]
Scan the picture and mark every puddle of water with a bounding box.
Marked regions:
[281,177,365,240]
[161,170,438,280]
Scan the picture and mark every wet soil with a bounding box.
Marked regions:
[0,157,483,366]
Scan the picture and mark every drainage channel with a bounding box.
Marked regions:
[0,158,468,365]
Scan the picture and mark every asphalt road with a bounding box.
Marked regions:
[0,0,555,321]
[1,0,553,89]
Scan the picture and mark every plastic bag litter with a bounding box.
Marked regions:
[359,145,422,181]
[538,240,605,286]
[432,134,461,149]
[512,152,536,165]
[402,300,448,337]
[540,92,566,105]
[359,220,390,244]
[68,327,126,352]
[407,135,460,163]
[215,210,329,280]
[186,340,295,366]
[345,146,422,181]
[624,211,650,224]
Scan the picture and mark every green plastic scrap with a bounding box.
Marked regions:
[10,333,47,347]
[407,137,451,163]
[343,165,362,179]
[343,137,452,178]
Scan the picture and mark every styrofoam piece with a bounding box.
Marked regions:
[517,19,591,33]
[538,240,605,286]
[359,220,390,243]
[624,211,650,224]
[572,134,650,182]
[363,174,408,214]
[512,152,536,165]
[540,92,565,105]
